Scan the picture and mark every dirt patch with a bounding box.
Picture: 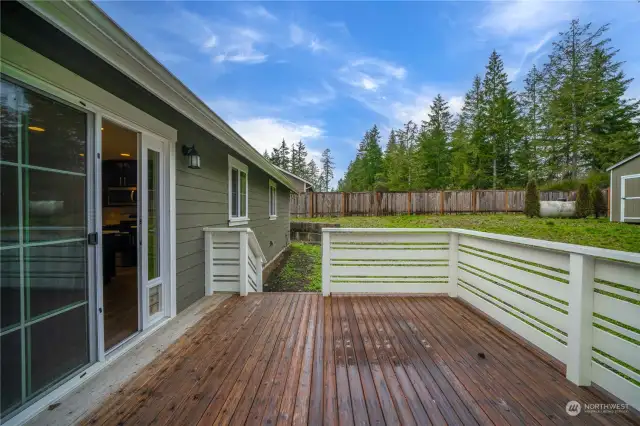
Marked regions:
[263,242,321,292]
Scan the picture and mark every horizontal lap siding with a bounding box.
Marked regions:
[2,5,290,314]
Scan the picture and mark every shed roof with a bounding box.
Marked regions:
[607,151,640,172]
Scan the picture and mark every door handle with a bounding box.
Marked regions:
[131,190,135,202]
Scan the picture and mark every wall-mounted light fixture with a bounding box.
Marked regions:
[182,144,201,169]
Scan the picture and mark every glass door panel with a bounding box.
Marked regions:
[140,135,164,326]
[0,78,91,421]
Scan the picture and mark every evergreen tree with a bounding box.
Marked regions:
[320,149,335,191]
[307,159,321,190]
[399,120,418,189]
[263,150,270,160]
[270,146,281,167]
[544,20,608,180]
[517,65,545,183]
[383,130,406,190]
[278,139,290,171]
[460,75,486,188]
[524,179,541,218]
[592,186,606,218]
[481,50,521,188]
[359,125,384,190]
[575,183,592,218]
[584,46,640,171]
[414,94,453,189]
[291,140,309,176]
[449,118,474,188]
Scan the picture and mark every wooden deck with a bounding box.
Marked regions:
[82,294,638,425]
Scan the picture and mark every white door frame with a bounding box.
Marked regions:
[621,174,640,223]
[1,34,178,426]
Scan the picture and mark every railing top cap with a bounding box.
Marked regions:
[322,227,640,264]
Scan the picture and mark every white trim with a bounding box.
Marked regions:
[620,174,640,223]
[322,227,640,264]
[609,171,613,221]
[606,151,640,171]
[20,1,296,192]
[2,316,170,426]
[0,36,179,423]
[269,179,278,219]
[228,154,249,224]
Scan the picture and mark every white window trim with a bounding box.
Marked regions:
[228,154,249,226]
[269,179,278,220]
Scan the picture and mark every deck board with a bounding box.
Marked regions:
[82,294,639,426]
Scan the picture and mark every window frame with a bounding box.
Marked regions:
[228,155,249,226]
[269,179,277,220]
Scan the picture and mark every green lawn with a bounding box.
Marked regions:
[264,242,322,292]
[304,214,640,253]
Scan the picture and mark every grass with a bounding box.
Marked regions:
[264,242,322,292]
[303,214,640,253]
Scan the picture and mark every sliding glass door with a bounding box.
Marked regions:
[0,78,93,420]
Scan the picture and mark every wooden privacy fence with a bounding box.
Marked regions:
[290,189,610,217]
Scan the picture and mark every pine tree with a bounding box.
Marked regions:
[278,139,290,171]
[359,125,384,190]
[291,140,309,176]
[307,159,321,189]
[320,149,335,191]
[461,75,486,188]
[449,118,474,188]
[517,65,545,183]
[544,20,608,180]
[263,150,270,160]
[398,120,418,189]
[524,179,540,217]
[584,46,640,171]
[481,50,521,188]
[270,147,281,167]
[383,130,406,190]
[591,186,606,218]
[575,183,591,218]
[414,95,453,189]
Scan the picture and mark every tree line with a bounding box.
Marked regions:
[339,20,640,192]
[263,140,335,191]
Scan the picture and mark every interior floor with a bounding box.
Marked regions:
[103,266,138,351]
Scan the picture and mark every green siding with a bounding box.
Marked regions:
[2,3,291,314]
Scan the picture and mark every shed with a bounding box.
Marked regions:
[607,151,640,222]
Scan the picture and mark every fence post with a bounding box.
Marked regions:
[322,230,331,296]
[204,230,213,295]
[505,189,509,213]
[239,231,249,296]
[566,253,595,386]
[440,191,445,214]
[448,232,459,297]
[341,192,346,217]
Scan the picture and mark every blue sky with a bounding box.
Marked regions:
[98,1,640,186]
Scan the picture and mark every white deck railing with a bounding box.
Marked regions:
[204,228,266,296]
[321,227,640,410]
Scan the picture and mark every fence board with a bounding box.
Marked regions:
[290,189,608,217]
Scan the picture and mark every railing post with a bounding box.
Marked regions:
[448,232,459,297]
[204,230,214,296]
[239,231,249,296]
[257,257,263,292]
[566,253,595,386]
[322,230,331,296]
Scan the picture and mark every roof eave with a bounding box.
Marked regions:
[606,151,640,171]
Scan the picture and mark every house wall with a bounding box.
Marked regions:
[1,2,291,313]
[611,155,640,222]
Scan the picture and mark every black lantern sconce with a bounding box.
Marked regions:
[182,144,201,169]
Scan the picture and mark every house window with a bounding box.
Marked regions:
[269,180,277,219]
[228,155,248,225]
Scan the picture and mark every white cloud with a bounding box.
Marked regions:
[241,5,276,21]
[202,35,217,50]
[229,118,324,154]
[290,24,305,45]
[293,82,336,106]
[360,77,379,91]
[479,0,577,36]
[339,57,406,94]
[448,96,464,115]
